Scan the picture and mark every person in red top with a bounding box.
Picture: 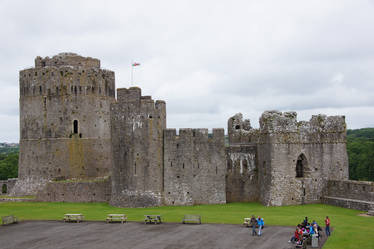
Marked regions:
[289,227,300,243]
[298,227,303,242]
[325,216,331,236]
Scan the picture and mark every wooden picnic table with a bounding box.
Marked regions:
[1,215,18,225]
[243,218,251,227]
[63,214,84,223]
[182,214,201,224]
[144,215,162,224]
[106,214,127,224]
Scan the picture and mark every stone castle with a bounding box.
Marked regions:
[9,53,374,210]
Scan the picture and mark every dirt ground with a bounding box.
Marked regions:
[0,221,327,249]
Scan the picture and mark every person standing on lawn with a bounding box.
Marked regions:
[250,215,257,236]
[257,216,264,236]
[325,216,331,236]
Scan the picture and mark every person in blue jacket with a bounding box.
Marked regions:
[257,216,264,236]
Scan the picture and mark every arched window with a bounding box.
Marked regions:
[296,154,307,178]
[73,120,78,134]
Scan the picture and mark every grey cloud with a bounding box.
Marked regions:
[1,0,374,142]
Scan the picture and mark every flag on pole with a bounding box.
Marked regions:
[132,62,140,66]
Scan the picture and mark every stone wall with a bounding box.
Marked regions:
[325,180,374,201]
[257,111,349,206]
[226,145,259,202]
[323,180,374,211]
[36,177,111,202]
[110,87,166,207]
[163,128,226,205]
[14,53,115,195]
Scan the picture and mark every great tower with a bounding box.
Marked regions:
[13,53,115,195]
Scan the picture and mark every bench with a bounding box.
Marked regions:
[243,218,251,227]
[182,214,201,224]
[106,214,127,223]
[63,214,84,223]
[144,215,162,224]
[1,215,18,225]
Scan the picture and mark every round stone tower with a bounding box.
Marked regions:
[13,53,115,195]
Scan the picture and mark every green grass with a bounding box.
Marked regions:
[0,202,373,249]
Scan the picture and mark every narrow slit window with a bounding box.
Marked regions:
[73,120,78,134]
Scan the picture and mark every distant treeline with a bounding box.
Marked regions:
[0,129,374,181]
[347,128,374,182]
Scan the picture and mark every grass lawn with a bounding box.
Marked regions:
[0,202,373,249]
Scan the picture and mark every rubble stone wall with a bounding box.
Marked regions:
[163,128,226,205]
[36,177,111,202]
[226,145,259,202]
[110,87,166,207]
[257,111,349,206]
[15,53,115,195]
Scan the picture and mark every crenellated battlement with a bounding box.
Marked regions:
[35,53,100,69]
[114,87,166,119]
[20,65,115,98]
[164,128,224,142]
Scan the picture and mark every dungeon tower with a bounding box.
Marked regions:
[258,111,349,206]
[14,53,115,195]
[110,87,166,207]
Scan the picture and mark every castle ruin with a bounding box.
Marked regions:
[11,53,374,210]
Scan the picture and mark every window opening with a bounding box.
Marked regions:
[73,120,78,134]
[296,154,307,178]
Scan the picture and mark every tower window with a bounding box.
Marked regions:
[73,120,78,134]
[296,154,307,178]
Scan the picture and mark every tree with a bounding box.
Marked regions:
[0,152,18,180]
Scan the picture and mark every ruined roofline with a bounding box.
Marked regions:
[34,53,101,69]
[259,110,346,133]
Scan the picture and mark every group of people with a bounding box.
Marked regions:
[249,215,265,236]
[289,216,331,246]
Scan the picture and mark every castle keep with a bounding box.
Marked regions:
[13,53,370,210]
[14,53,115,195]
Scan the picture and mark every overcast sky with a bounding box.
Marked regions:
[1,0,374,142]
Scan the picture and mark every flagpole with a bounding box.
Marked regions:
[131,60,133,85]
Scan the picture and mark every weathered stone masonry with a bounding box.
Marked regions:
[14,53,373,211]
[13,53,115,195]
[163,128,226,206]
[110,87,166,207]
